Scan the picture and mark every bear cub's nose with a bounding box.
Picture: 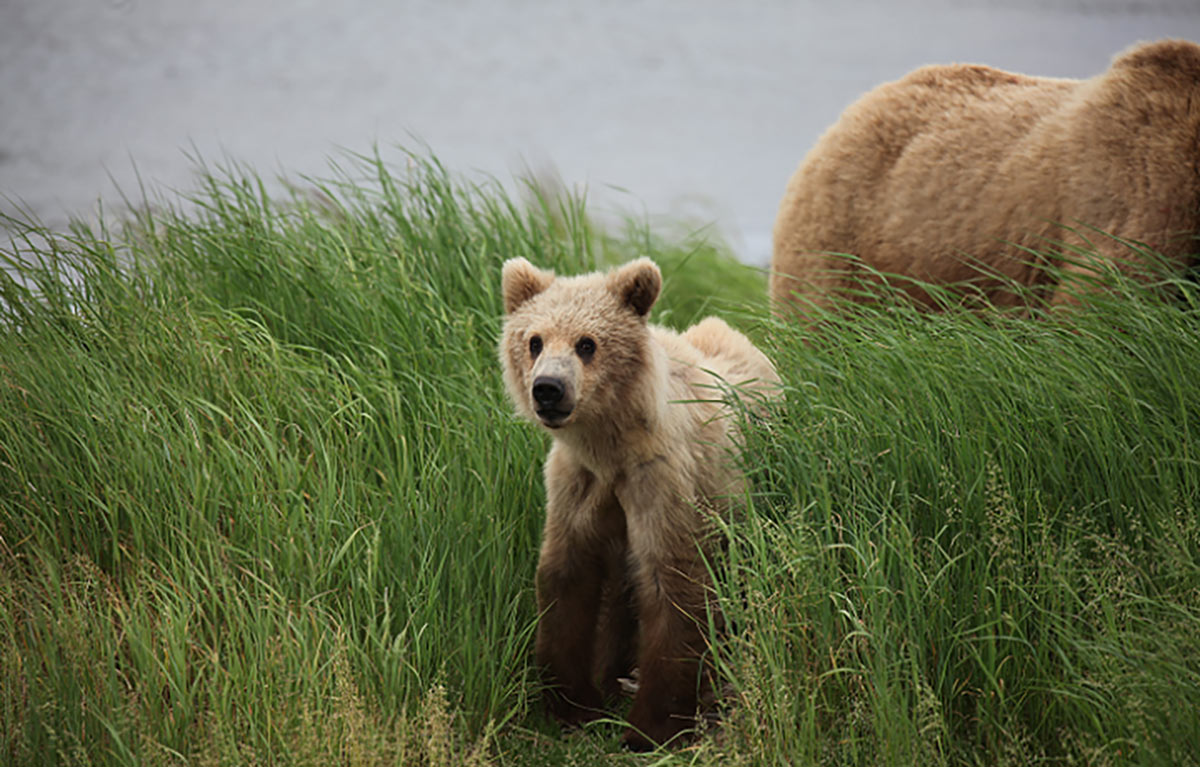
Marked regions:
[532,376,565,407]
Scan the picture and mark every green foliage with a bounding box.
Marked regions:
[1,150,1197,765]
[718,271,1200,766]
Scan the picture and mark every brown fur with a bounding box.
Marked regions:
[499,258,779,750]
[771,38,1200,315]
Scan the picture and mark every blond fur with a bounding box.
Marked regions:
[771,38,1200,315]
[499,257,778,750]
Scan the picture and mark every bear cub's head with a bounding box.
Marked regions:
[500,257,661,431]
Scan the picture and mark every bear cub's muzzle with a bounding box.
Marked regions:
[532,375,573,427]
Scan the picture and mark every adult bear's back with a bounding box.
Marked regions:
[771,39,1200,315]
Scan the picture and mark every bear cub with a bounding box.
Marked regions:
[499,257,778,750]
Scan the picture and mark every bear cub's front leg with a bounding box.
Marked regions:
[534,550,606,725]
[535,480,711,751]
[534,454,635,727]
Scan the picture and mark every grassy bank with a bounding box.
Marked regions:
[1,153,1197,765]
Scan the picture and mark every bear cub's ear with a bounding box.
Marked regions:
[501,258,555,314]
[607,258,662,317]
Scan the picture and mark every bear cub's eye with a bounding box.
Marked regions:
[575,336,596,362]
[529,335,543,358]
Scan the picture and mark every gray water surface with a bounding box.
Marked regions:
[4,0,1200,264]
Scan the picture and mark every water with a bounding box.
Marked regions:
[3,0,1200,264]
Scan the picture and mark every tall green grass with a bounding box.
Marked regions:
[719,268,1200,766]
[1,151,1197,765]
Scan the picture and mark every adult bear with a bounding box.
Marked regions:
[771,39,1200,315]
